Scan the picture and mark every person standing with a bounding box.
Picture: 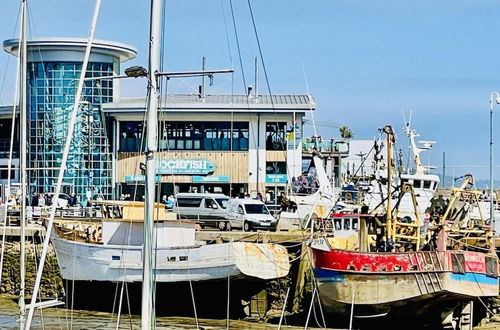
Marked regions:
[69,192,78,207]
[38,193,46,207]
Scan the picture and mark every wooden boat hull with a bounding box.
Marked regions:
[313,268,498,317]
[51,236,290,283]
[310,248,499,318]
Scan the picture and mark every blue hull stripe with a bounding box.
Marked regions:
[314,268,499,286]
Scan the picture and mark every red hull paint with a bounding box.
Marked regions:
[311,249,494,274]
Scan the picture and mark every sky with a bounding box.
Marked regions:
[0,0,500,183]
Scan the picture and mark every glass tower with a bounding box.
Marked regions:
[27,61,114,203]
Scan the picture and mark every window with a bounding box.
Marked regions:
[266,162,287,175]
[216,198,229,209]
[27,61,114,201]
[423,181,431,189]
[266,122,286,150]
[205,199,218,209]
[177,198,202,207]
[244,204,269,214]
[156,121,249,151]
[343,219,350,230]
[120,122,144,152]
[413,180,421,188]
[352,218,359,230]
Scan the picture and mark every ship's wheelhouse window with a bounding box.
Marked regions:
[352,218,359,230]
[413,180,421,188]
[423,181,431,189]
[432,182,437,190]
[401,178,409,184]
[344,219,350,230]
[334,219,341,230]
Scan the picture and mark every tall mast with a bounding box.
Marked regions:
[382,125,394,247]
[18,0,28,327]
[25,1,102,328]
[141,0,162,328]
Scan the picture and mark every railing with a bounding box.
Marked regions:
[302,139,349,155]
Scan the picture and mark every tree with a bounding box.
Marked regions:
[339,126,354,139]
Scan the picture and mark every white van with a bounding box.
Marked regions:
[172,193,230,230]
[225,199,277,231]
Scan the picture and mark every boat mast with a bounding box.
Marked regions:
[141,0,162,328]
[25,1,102,328]
[382,125,394,247]
[19,0,28,327]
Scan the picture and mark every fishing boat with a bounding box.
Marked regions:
[308,126,499,329]
[364,123,440,221]
[51,200,289,283]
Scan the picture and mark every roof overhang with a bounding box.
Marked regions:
[3,38,137,62]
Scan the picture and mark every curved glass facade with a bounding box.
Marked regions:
[28,62,114,203]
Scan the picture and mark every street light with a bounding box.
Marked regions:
[489,92,500,232]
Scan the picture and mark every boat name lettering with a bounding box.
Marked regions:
[464,254,483,263]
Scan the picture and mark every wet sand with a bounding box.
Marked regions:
[0,295,330,329]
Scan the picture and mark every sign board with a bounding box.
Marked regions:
[124,175,161,182]
[265,174,288,184]
[192,176,230,183]
[156,159,216,175]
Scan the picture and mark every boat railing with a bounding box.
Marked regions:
[91,200,176,222]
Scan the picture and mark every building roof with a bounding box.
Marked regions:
[3,38,137,62]
[103,94,316,113]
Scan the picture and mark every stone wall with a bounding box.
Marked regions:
[0,241,64,299]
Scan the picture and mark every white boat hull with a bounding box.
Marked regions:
[51,236,289,283]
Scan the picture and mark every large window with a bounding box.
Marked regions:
[119,121,249,152]
[119,122,144,152]
[28,61,114,201]
[266,122,286,151]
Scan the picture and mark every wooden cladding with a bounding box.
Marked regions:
[266,150,287,162]
[117,151,249,183]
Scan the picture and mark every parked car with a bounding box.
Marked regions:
[172,193,230,230]
[225,199,277,231]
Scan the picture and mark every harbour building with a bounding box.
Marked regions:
[3,38,136,202]
[1,38,315,204]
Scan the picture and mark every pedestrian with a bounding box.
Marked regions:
[69,192,78,207]
[166,195,175,209]
[161,195,168,204]
[38,193,46,207]
[265,191,272,204]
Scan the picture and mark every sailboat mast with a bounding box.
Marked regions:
[141,0,162,328]
[19,0,28,327]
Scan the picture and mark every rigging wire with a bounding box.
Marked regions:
[229,0,247,90]
[0,4,21,104]
[302,64,317,136]
[0,13,22,292]
[220,0,234,66]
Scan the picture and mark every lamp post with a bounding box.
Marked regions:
[489,92,500,232]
